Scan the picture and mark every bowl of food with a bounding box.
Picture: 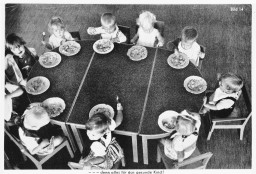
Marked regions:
[93,39,114,54]
[39,52,61,68]
[42,97,66,118]
[184,76,207,94]
[89,104,115,119]
[25,76,50,95]
[167,52,189,69]
[127,45,148,61]
[158,110,179,133]
[59,41,81,56]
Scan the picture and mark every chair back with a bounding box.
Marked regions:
[118,25,131,44]
[153,21,165,37]
[176,152,213,169]
[70,31,81,41]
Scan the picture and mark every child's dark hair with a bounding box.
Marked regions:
[181,26,198,41]
[6,33,26,49]
[101,12,116,25]
[85,113,111,133]
[219,73,244,92]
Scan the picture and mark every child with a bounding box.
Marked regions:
[160,110,201,165]
[87,12,127,43]
[42,16,74,50]
[200,73,243,118]
[18,104,64,155]
[173,26,203,66]
[68,102,124,169]
[5,33,38,81]
[131,11,164,47]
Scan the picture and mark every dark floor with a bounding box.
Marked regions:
[4,4,252,169]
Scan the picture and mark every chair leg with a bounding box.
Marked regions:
[156,145,161,163]
[35,162,42,169]
[66,141,74,158]
[121,157,126,167]
[207,123,215,140]
[240,128,245,140]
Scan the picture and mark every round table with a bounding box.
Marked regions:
[27,40,205,164]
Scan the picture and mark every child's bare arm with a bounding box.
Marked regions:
[87,156,105,165]
[115,103,123,127]
[41,41,53,50]
[131,32,139,44]
[203,103,218,110]
[156,31,164,47]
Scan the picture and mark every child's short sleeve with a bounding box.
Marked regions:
[18,127,40,154]
[90,141,107,156]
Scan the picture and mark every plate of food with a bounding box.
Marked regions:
[42,97,66,118]
[25,76,50,95]
[89,104,115,119]
[59,41,81,56]
[184,76,207,94]
[39,52,61,68]
[93,39,114,54]
[127,45,148,61]
[167,51,189,69]
[158,110,179,133]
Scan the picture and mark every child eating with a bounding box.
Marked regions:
[87,12,127,43]
[68,102,124,169]
[42,16,74,50]
[18,104,64,155]
[131,11,164,47]
[160,110,201,165]
[200,73,243,118]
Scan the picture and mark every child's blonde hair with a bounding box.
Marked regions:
[48,16,66,34]
[219,73,244,92]
[181,26,198,41]
[101,12,116,27]
[136,11,156,27]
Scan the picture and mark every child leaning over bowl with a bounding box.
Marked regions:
[42,16,75,50]
[18,104,64,155]
[160,110,201,163]
[68,102,124,169]
[131,11,164,47]
[87,12,127,43]
[199,73,243,118]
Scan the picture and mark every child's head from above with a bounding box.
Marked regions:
[181,26,198,50]
[219,73,243,94]
[6,33,26,57]
[86,113,111,140]
[101,13,116,34]
[48,16,65,38]
[137,11,156,32]
[175,115,196,136]
[23,106,50,131]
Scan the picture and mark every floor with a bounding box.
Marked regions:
[4,4,252,169]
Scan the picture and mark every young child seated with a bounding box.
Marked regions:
[42,16,74,50]
[160,110,201,164]
[200,73,243,118]
[5,33,38,81]
[68,102,124,170]
[18,104,64,155]
[131,11,164,47]
[87,12,127,43]
[171,26,203,67]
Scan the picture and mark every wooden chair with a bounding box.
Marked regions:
[70,31,81,41]
[4,124,74,169]
[156,143,213,169]
[166,38,205,70]
[206,85,251,140]
[118,25,131,44]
